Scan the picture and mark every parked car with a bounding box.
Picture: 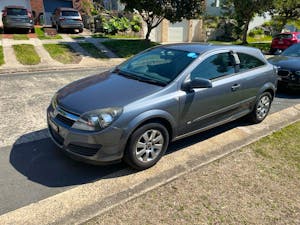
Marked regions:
[51,7,83,33]
[270,32,300,54]
[47,44,277,170]
[2,5,34,33]
[269,43,300,88]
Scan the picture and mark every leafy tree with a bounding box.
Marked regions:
[221,0,273,44]
[120,0,205,40]
[270,0,300,33]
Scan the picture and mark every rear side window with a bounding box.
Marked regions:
[61,11,79,17]
[7,8,27,16]
[191,53,235,80]
[238,53,265,72]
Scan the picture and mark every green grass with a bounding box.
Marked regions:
[92,33,140,39]
[247,35,272,43]
[43,44,82,64]
[102,40,159,58]
[35,27,62,40]
[0,46,4,66]
[78,43,108,59]
[253,121,300,171]
[13,44,40,65]
[13,34,29,40]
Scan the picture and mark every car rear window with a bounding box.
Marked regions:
[7,8,27,16]
[274,34,293,39]
[238,53,265,72]
[61,11,79,17]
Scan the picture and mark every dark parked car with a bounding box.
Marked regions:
[48,44,277,170]
[52,7,83,33]
[2,5,34,33]
[270,32,300,54]
[269,43,300,88]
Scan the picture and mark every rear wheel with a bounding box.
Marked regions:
[124,123,169,170]
[56,24,61,33]
[78,28,83,33]
[248,92,272,124]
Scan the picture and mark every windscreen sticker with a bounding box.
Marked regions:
[187,52,198,58]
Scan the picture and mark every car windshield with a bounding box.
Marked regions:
[117,47,199,86]
[62,11,79,17]
[7,8,27,16]
[282,44,300,57]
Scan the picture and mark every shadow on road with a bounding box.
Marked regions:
[9,118,248,188]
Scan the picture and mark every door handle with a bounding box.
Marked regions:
[231,84,241,91]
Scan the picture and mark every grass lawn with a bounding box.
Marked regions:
[92,33,140,39]
[78,43,108,59]
[0,46,4,66]
[102,39,158,58]
[43,44,82,64]
[86,121,300,225]
[13,44,40,65]
[13,34,29,40]
[35,27,62,40]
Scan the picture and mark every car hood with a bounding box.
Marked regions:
[56,71,162,115]
[268,56,300,71]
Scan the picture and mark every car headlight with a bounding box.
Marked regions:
[72,107,123,131]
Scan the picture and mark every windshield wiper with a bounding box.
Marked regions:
[139,77,167,86]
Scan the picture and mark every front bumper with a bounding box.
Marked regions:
[47,106,126,165]
[59,23,83,29]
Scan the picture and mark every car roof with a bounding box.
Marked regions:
[161,43,260,55]
[56,7,78,11]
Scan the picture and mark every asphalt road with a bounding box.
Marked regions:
[0,69,299,216]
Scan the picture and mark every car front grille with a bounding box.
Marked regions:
[68,144,101,157]
[56,114,75,127]
[278,69,291,78]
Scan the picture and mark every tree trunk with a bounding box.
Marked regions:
[145,23,152,41]
[242,19,250,44]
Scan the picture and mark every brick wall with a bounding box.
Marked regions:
[30,0,44,18]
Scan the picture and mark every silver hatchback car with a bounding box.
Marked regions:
[52,7,83,33]
[48,44,277,170]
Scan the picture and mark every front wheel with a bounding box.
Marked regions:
[124,123,169,170]
[248,92,272,124]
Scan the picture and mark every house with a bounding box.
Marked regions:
[0,0,85,27]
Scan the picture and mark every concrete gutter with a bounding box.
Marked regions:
[1,104,300,225]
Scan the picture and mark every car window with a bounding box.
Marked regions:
[274,34,293,39]
[282,44,300,57]
[118,48,199,84]
[191,53,235,80]
[61,11,79,17]
[237,53,265,72]
[7,8,27,16]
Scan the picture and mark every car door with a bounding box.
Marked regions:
[177,50,251,136]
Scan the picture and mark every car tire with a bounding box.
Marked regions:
[248,92,272,124]
[123,123,169,170]
[78,28,83,33]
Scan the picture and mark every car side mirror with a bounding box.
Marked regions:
[182,77,212,91]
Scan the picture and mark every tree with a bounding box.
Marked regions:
[221,0,273,44]
[270,0,300,33]
[120,0,205,40]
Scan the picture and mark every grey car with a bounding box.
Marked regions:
[47,44,277,170]
[52,7,83,33]
[2,5,34,33]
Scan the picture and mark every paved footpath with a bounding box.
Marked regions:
[0,33,123,74]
